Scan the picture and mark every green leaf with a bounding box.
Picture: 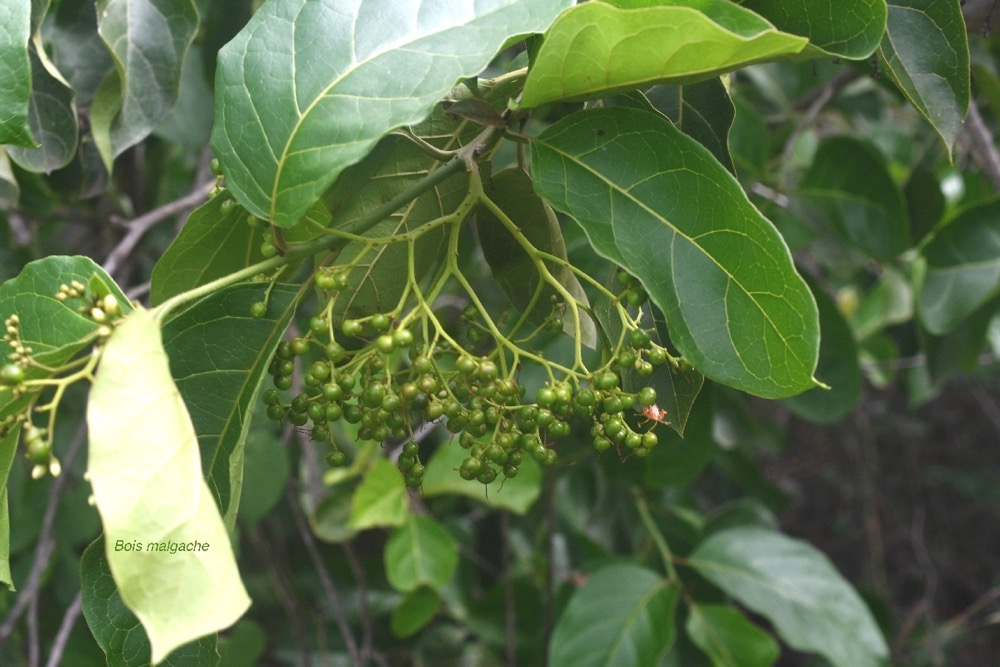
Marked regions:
[422,439,542,514]
[236,414,289,524]
[478,167,597,347]
[7,44,78,173]
[43,0,114,106]
[548,563,679,667]
[923,295,999,385]
[162,283,300,530]
[532,107,820,398]
[742,0,888,59]
[216,620,266,667]
[644,79,736,175]
[904,167,945,243]
[390,586,442,638]
[153,45,214,149]
[150,196,262,306]
[918,198,1000,334]
[212,0,572,227]
[87,308,250,663]
[91,0,199,170]
[642,388,714,488]
[783,278,861,423]
[852,268,913,339]
[519,1,807,108]
[80,539,220,667]
[686,603,779,667]
[349,458,408,529]
[878,0,969,157]
[688,526,888,667]
[0,0,33,146]
[0,149,18,207]
[384,514,458,593]
[798,136,911,261]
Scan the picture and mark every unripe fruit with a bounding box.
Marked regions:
[1,364,25,386]
[250,302,267,318]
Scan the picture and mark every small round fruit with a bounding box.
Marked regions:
[26,437,51,465]
[290,337,310,356]
[326,450,347,467]
[260,239,278,258]
[342,319,363,337]
[0,364,25,386]
[370,313,391,332]
[629,328,651,349]
[639,387,657,407]
[250,301,267,318]
[393,328,414,348]
[315,271,336,291]
[375,335,395,354]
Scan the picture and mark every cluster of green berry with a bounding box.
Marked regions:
[259,288,673,486]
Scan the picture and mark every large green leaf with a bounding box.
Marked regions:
[162,283,300,530]
[348,458,408,530]
[150,195,262,306]
[80,539,220,667]
[478,167,597,347]
[918,198,1000,334]
[878,0,969,156]
[91,0,199,170]
[798,136,911,261]
[384,514,458,593]
[548,563,679,667]
[0,0,33,146]
[688,526,888,667]
[742,0,888,59]
[685,603,779,667]
[421,438,542,514]
[644,79,736,175]
[532,107,820,398]
[87,308,250,663]
[7,44,78,173]
[43,0,115,106]
[212,0,572,227]
[519,1,807,108]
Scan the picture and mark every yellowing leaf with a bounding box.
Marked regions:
[87,308,250,664]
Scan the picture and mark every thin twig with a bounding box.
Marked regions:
[44,591,83,667]
[340,542,377,666]
[103,181,215,278]
[542,467,555,667]
[501,512,517,667]
[285,488,362,665]
[27,596,38,667]
[0,422,87,648]
[965,99,1000,191]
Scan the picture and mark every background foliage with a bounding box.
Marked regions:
[1,0,999,665]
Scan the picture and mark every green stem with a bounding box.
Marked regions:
[633,488,678,582]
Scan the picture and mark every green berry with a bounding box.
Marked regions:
[309,316,326,335]
[371,313,391,332]
[375,335,395,354]
[326,450,347,467]
[250,301,267,318]
[26,436,51,465]
[0,364,25,387]
[393,328,414,348]
[629,328,651,349]
[220,198,236,215]
[325,342,347,362]
[263,389,280,405]
[210,157,222,176]
[290,337,309,356]
[260,239,278,258]
[342,319,363,337]
[315,271,337,291]
[639,387,657,407]
[459,457,483,480]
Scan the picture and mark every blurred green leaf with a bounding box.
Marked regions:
[349,458,408,529]
[688,526,888,667]
[799,136,911,260]
[384,514,458,592]
[91,0,199,170]
[783,278,860,422]
[391,587,442,638]
[0,429,15,590]
[0,149,18,210]
[918,198,1000,334]
[236,417,289,524]
[549,563,679,667]
[163,283,300,530]
[217,620,265,667]
[213,0,572,227]
[904,167,945,243]
[87,308,250,663]
[742,0,888,59]
[532,107,820,398]
[80,538,220,667]
[0,0,33,146]
[852,268,913,339]
[422,439,542,514]
[686,603,779,667]
[878,0,969,156]
[43,0,114,106]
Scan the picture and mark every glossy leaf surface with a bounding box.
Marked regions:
[384,514,458,592]
[520,1,807,108]
[548,563,678,667]
[349,458,408,529]
[918,198,1000,334]
[532,107,820,398]
[87,308,250,663]
[213,0,572,227]
[644,79,736,174]
[742,0,887,59]
[162,283,301,529]
[91,0,199,169]
[80,539,220,666]
[879,0,969,156]
[0,0,33,146]
[688,526,888,667]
